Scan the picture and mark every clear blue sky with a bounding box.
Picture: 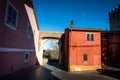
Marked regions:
[33,0,120,32]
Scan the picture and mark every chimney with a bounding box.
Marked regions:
[70,20,74,28]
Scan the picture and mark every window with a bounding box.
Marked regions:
[24,52,30,62]
[27,23,33,38]
[83,54,88,64]
[86,33,94,41]
[5,1,18,29]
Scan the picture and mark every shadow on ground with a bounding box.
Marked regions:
[97,68,120,80]
[47,59,67,71]
[0,65,60,80]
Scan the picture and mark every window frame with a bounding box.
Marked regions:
[86,33,94,42]
[83,54,88,64]
[27,23,33,38]
[24,52,30,62]
[5,1,18,30]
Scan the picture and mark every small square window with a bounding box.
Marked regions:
[5,1,18,29]
[24,52,30,62]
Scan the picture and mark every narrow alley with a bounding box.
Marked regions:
[1,62,120,80]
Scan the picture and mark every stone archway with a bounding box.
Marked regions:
[37,31,63,65]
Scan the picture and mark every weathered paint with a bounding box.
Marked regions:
[59,28,102,71]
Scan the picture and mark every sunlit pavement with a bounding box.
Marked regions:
[1,62,120,80]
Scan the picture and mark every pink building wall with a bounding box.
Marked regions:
[0,52,36,76]
[0,0,39,77]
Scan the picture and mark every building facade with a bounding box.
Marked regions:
[102,5,120,67]
[109,5,120,31]
[101,31,120,67]
[0,0,39,77]
[59,28,102,71]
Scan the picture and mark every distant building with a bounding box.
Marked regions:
[109,5,120,31]
[101,31,120,67]
[101,5,120,67]
[59,28,102,71]
[0,0,39,77]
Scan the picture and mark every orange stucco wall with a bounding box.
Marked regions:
[65,30,101,71]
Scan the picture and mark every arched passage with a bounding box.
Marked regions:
[36,31,63,65]
[42,39,59,64]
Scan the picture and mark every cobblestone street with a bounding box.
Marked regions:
[1,62,120,80]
